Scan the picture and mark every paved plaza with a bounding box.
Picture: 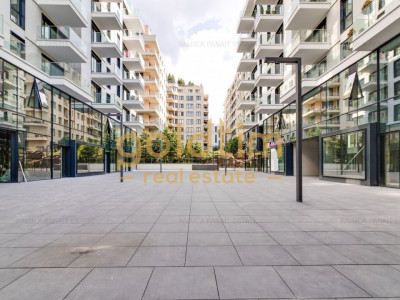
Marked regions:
[0,171,400,299]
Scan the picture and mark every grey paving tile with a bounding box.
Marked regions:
[0,234,23,245]
[65,267,153,300]
[186,246,242,266]
[141,233,187,246]
[309,231,369,244]
[224,223,264,233]
[331,245,400,264]
[229,232,278,246]
[49,234,105,247]
[0,268,91,300]
[259,223,301,232]
[123,215,159,223]
[150,223,188,233]
[10,247,81,268]
[293,222,339,231]
[335,265,400,297]
[112,223,153,233]
[284,245,356,265]
[269,231,323,245]
[71,223,117,234]
[128,246,186,266]
[275,266,369,298]
[32,223,84,234]
[143,267,218,300]
[236,246,299,266]
[380,245,400,256]
[1,233,63,247]
[95,233,146,247]
[0,247,38,267]
[0,269,30,290]
[215,266,294,299]
[348,231,400,244]
[189,223,227,233]
[188,232,232,246]
[68,246,137,267]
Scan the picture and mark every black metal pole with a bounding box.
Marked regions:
[295,59,303,202]
[225,133,227,175]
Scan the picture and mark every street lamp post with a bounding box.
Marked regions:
[264,57,303,203]
[106,113,124,183]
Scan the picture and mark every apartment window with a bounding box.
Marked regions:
[340,0,353,32]
[186,111,194,117]
[196,96,202,100]
[395,81,400,98]
[196,104,201,108]
[178,119,184,124]
[196,119,201,124]
[179,112,184,117]
[10,32,25,59]
[186,104,193,109]
[186,119,194,125]
[341,37,353,60]
[189,89,193,93]
[394,59,400,78]
[11,0,25,29]
[196,127,201,132]
[196,89,200,93]
[186,127,194,133]
[186,96,193,101]
[196,111,201,116]
[179,96,184,100]
[394,104,400,122]
[179,104,184,108]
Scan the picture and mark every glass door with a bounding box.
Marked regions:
[383,132,400,188]
[0,130,11,183]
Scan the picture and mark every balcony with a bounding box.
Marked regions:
[123,30,145,52]
[285,0,331,30]
[255,0,280,4]
[237,10,255,34]
[142,93,161,104]
[360,73,379,93]
[255,33,284,59]
[237,33,257,53]
[91,2,122,30]
[144,119,162,131]
[353,0,400,50]
[239,114,258,130]
[92,93,122,114]
[91,31,122,58]
[254,63,284,87]
[123,72,145,90]
[236,95,256,110]
[237,52,258,72]
[91,62,122,86]
[236,72,256,91]
[123,94,144,110]
[123,8,145,33]
[358,52,377,73]
[36,26,88,63]
[255,5,284,32]
[125,114,145,130]
[302,107,324,118]
[35,0,88,27]
[41,61,92,101]
[255,94,284,114]
[285,29,330,64]
[122,51,145,72]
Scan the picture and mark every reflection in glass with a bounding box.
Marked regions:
[77,144,104,173]
[383,132,400,188]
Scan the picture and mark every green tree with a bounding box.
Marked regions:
[188,81,195,86]
[167,74,176,83]
[177,78,185,86]
[163,128,181,161]
[226,137,239,155]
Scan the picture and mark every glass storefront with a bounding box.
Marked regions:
[77,144,105,174]
[382,132,400,188]
[0,130,11,183]
[322,130,366,179]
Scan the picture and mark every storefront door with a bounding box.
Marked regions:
[0,130,11,183]
[383,132,400,188]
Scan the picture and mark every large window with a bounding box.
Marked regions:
[10,0,25,29]
[323,130,366,179]
[77,144,104,174]
[340,0,352,32]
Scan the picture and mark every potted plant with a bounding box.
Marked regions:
[361,0,372,12]
[347,28,354,38]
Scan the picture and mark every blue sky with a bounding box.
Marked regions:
[130,0,243,122]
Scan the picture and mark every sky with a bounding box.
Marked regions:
[130,0,244,123]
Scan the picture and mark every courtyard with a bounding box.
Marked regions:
[0,171,400,299]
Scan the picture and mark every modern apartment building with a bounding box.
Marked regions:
[139,25,168,133]
[228,0,400,188]
[167,81,210,149]
[0,0,166,183]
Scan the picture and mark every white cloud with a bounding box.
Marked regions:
[130,0,243,122]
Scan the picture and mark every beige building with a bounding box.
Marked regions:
[167,81,209,149]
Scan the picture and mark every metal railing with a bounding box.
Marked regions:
[93,93,122,107]
[92,62,122,78]
[285,29,330,56]
[91,2,122,21]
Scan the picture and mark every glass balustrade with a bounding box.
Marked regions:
[92,62,122,78]
[93,93,122,107]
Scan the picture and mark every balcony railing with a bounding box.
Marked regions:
[255,94,281,106]
[123,30,143,38]
[256,5,284,19]
[353,0,397,38]
[70,0,89,22]
[0,14,3,36]
[123,71,143,81]
[238,32,256,42]
[123,50,144,63]
[91,31,120,46]
[285,0,331,23]
[124,94,144,103]
[256,33,284,49]
[93,93,122,107]
[4,39,26,59]
[37,26,88,57]
[91,2,122,20]
[254,63,283,79]
[92,62,122,78]
[285,29,330,56]
[125,114,143,124]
